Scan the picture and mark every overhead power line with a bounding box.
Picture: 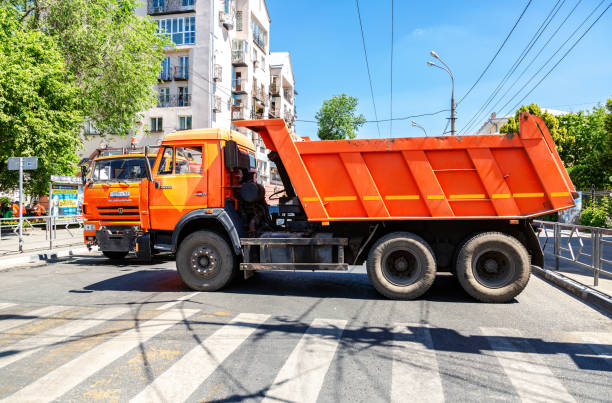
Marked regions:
[491,0,584,117]
[389,0,394,136]
[504,2,611,115]
[459,0,565,134]
[498,0,607,115]
[296,108,450,124]
[457,0,533,105]
[355,0,381,137]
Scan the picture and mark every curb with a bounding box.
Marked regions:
[531,265,612,314]
[0,246,99,271]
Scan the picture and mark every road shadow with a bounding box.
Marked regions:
[79,267,485,303]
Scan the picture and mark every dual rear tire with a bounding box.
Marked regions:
[366,231,530,302]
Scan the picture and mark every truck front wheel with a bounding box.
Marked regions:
[456,232,530,303]
[366,232,437,300]
[176,230,235,291]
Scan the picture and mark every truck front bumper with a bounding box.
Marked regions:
[96,226,137,252]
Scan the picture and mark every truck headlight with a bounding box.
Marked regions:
[84,224,96,231]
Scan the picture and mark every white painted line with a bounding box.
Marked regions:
[391,324,444,403]
[156,292,199,310]
[130,312,269,403]
[481,327,576,403]
[262,318,347,403]
[572,331,612,360]
[0,303,16,311]
[2,309,199,403]
[0,305,68,333]
[0,307,129,370]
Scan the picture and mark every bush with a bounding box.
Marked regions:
[580,196,611,228]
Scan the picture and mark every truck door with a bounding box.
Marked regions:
[149,145,206,231]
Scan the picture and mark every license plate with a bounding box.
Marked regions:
[109,191,130,198]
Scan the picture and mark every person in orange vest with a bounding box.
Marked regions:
[11,201,26,217]
[31,201,46,216]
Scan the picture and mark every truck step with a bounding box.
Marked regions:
[240,263,348,271]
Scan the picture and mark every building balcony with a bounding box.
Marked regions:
[270,78,280,95]
[283,89,294,104]
[158,71,172,82]
[173,66,189,81]
[231,105,246,120]
[148,0,195,16]
[231,50,247,66]
[269,104,280,118]
[157,94,191,107]
[232,78,248,93]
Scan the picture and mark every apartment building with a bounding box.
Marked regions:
[80,0,298,187]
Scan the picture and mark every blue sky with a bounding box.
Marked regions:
[266,0,612,139]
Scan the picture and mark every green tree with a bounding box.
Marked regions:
[315,94,366,140]
[0,6,83,196]
[16,0,167,136]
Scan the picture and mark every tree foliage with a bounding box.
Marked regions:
[501,102,612,190]
[16,0,168,136]
[0,6,82,195]
[315,94,366,140]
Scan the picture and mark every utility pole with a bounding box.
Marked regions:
[427,51,456,135]
[18,157,23,253]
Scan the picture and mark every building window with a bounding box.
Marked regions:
[157,17,196,45]
[224,0,233,13]
[179,116,192,130]
[158,88,170,107]
[152,0,164,9]
[150,117,163,132]
[236,11,242,31]
[179,56,189,79]
[160,57,170,80]
[178,87,189,106]
[182,0,194,6]
[251,18,267,50]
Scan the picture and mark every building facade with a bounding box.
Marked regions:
[81,0,297,187]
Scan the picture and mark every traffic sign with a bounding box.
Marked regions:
[8,157,38,170]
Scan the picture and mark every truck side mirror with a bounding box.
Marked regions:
[80,165,89,186]
[144,146,160,188]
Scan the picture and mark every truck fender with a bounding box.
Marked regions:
[171,209,242,255]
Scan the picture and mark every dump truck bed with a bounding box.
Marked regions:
[235,113,575,221]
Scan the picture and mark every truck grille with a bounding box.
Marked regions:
[97,206,140,218]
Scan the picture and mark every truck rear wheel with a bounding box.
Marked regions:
[176,230,235,291]
[102,251,128,260]
[366,232,437,300]
[456,232,530,303]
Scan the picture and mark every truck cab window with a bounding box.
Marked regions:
[175,146,202,174]
[158,147,174,175]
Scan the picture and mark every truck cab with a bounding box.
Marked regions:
[82,148,157,260]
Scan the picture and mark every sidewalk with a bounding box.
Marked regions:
[0,227,83,256]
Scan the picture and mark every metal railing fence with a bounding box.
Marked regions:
[0,215,83,254]
[533,220,611,286]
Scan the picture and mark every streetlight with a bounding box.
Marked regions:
[427,51,456,135]
[411,121,428,137]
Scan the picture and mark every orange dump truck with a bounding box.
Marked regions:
[136,113,575,302]
[82,149,156,260]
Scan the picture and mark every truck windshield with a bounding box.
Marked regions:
[91,157,156,182]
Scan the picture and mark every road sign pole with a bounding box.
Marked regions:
[18,157,23,253]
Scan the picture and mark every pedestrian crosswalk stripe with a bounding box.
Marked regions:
[130,312,270,403]
[481,327,576,403]
[262,318,347,403]
[391,324,444,403]
[156,292,199,310]
[0,305,68,333]
[0,303,16,311]
[2,309,199,403]
[572,332,612,360]
[0,307,129,371]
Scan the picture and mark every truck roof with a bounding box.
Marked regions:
[95,153,151,161]
[163,128,255,151]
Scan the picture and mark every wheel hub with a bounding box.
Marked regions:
[190,247,218,278]
[382,249,421,286]
[473,249,515,289]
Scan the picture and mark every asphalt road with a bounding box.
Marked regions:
[0,253,610,402]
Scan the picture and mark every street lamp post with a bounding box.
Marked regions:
[427,51,456,135]
[411,120,428,137]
